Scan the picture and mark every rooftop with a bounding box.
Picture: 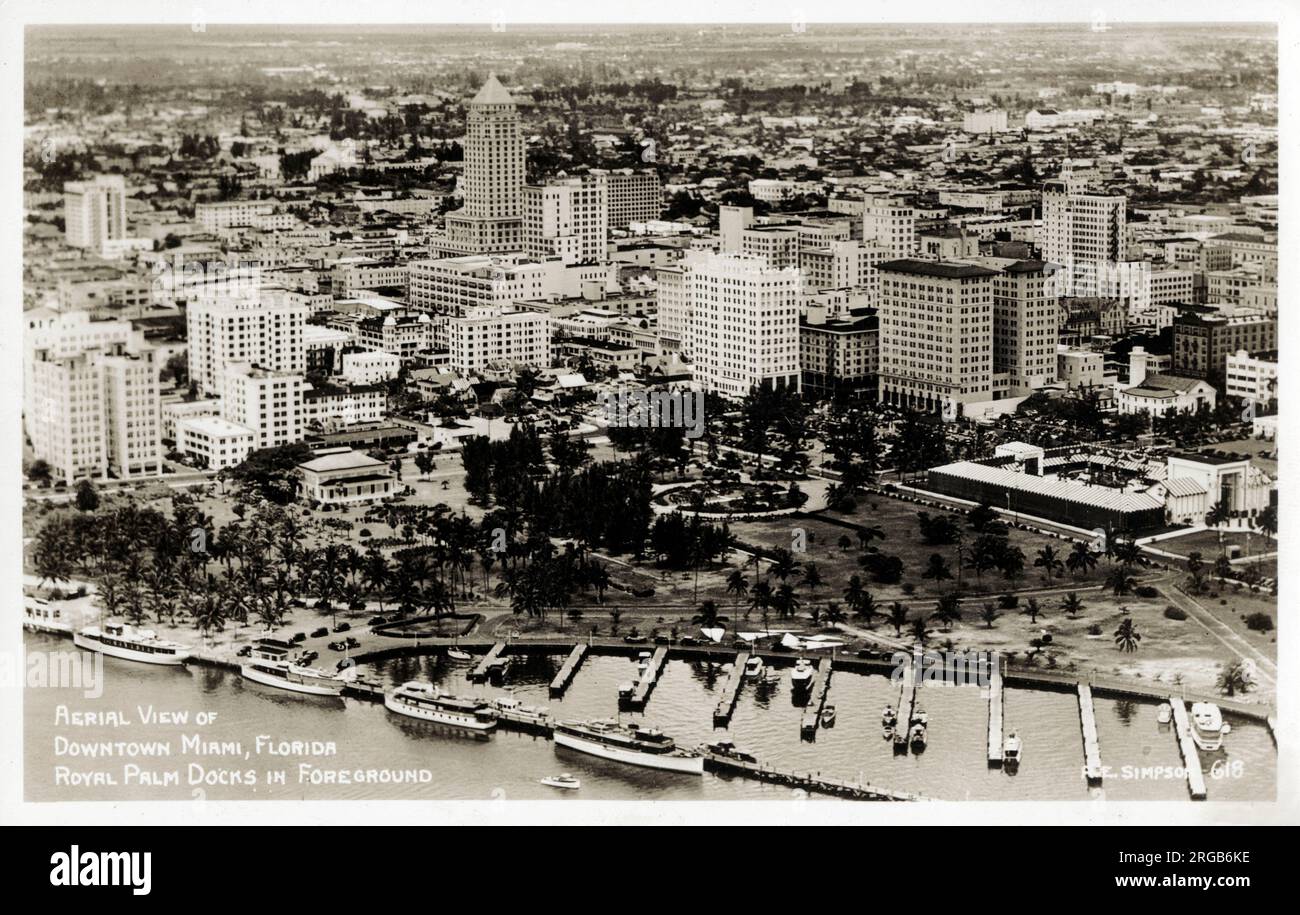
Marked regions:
[878,259,999,279]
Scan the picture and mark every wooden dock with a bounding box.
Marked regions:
[799,658,833,735]
[1077,683,1103,784]
[987,665,1004,766]
[700,747,923,801]
[713,651,750,725]
[468,642,508,682]
[1170,698,1208,800]
[627,645,668,708]
[549,643,588,697]
[894,654,916,752]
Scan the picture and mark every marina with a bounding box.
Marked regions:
[799,658,832,737]
[713,651,749,725]
[22,630,1277,802]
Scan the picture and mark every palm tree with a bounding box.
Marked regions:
[1066,542,1099,578]
[980,601,1001,629]
[1205,498,1230,530]
[931,592,961,631]
[921,553,953,585]
[691,600,729,630]
[842,574,865,616]
[769,549,801,583]
[1060,591,1085,618]
[725,569,749,615]
[1113,617,1142,653]
[909,617,928,646]
[837,534,853,552]
[888,601,909,637]
[800,562,824,600]
[748,580,773,620]
[1021,597,1044,623]
[773,583,801,619]
[1215,660,1255,697]
[1105,566,1137,597]
[1034,545,1063,579]
[857,525,886,551]
[823,602,847,629]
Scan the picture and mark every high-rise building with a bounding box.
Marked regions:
[186,290,308,396]
[523,175,608,264]
[968,258,1062,398]
[220,362,305,450]
[441,75,526,255]
[25,311,161,484]
[863,196,916,259]
[1040,160,1126,296]
[877,259,997,414]
[597,169,663,230]
[63,175,127,250]
[1172,311,1277,387]
[446,306,551,374]
[682,253,802,398]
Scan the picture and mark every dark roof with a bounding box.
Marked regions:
[1001,259,1056,275]
[879,259,999,279]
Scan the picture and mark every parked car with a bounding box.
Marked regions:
[236,645,252,658]
[345,636,361,649]
[332,622,351,633]
[311,627,329,638]
[368,615,388,626]
[291,632,306,643]
[679,636,700,647]
[623,634,647,644]
[328,641,347,652]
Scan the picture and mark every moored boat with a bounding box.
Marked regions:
[702,739,759,764]
[1002,730,1022,767]
[743,655,765,678]
[73,620,190,666]
[385,681,499,731]
[553,719,704,774]
[240,638,355,696]
[820,704,837,727]
[882,705,898,727]
[1189,702,1231,751]
[909,722,928,750]
[790,658,814,690]
[1156,703,1173,725]
[446,648,473,662]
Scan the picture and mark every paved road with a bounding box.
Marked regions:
[1161,581,1277,687]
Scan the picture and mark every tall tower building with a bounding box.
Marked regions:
[523,175,608,264]
[443,75,526,255]
[1041,161,1126,296]
[877,259,997,415]
[63,175,127,250]
[683,253,802,398]
[863,195,916,259]
[970,257,1062,398]
[186,290,308,396]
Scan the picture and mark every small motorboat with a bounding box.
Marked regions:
[704,739,759,763]
[617,681,636,700]
[743,655,765,678]
[910,707,929,727]
[446,648,472,662]
[539,773,580,790]
[820,704,837,727]
[909,723,928,750]
[1002,731,1022,767]
[882,705,898,726]
[882,725,895,741]
[1156,703,1173,725]
[760,668,782,685]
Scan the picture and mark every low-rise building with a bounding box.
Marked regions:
[297,449,396,505]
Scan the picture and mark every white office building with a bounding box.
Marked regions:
[63,175,127,251]
[186,290,308,395]
[446,306,551,374]
[441,75,526,255]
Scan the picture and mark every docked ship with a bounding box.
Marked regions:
[240,639,355,696]
[24,596,71,634]
[553,719,704,774]
[790,658,815,690]
[384,681,499,731]
[73,620,191,665]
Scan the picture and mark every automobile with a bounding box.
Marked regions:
[623,634,648,644]
[857,647,881,660]
[291,632,306,643]
[679,636,700,647]
[653,636,672,645]
[299,650,319,663]
[236,645,252,658]
[346,636,361,649]
[328,641,347,652]
[368,615,388,626]
[311,627,329,638]
[332,622,351,633]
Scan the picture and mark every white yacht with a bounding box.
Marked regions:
[790,658,814,690]
[1190,702,1231,751]
[553,719,704,774]
[385,681,499,731]
[240,639,354,696]
[1156,703,1173,725]
[539,773,580,790]
[74,620,191,666]
[743,655,765,678]
[24,596,70,634]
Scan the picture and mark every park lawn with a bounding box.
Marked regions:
[729,493,1111,604]
[1156,528,1274,560]
[899,588,1261,697]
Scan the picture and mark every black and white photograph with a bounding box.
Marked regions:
[1,0,1295,851]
